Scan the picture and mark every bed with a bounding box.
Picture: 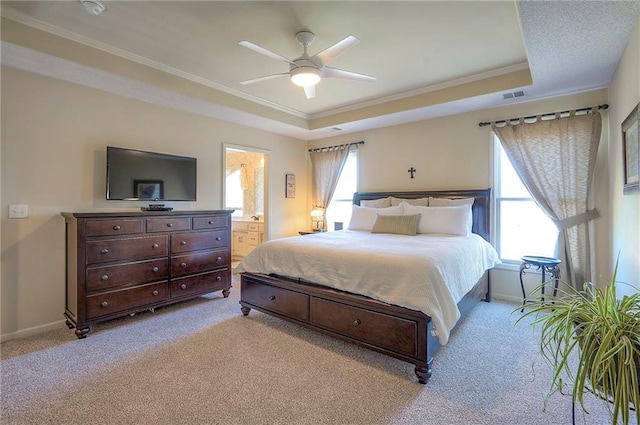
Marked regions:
[235,189,499,384]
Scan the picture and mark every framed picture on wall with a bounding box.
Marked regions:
[622,102,639,194]
[135,180,164,200]
[285,174,295,198]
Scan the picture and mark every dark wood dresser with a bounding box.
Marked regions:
[61,210,233,338]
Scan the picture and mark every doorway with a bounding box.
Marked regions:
[223,144,270,267]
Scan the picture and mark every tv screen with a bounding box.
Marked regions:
[106,146,197,201]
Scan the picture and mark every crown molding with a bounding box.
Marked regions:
[0,7,310,120]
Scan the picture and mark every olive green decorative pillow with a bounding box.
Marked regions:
[371,213,421,236]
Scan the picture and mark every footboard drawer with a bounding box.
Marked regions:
[310,297,418,357]
[241,280,309,321]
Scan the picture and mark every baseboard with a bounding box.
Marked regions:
[488,293,522,304]
[0,320,66,343]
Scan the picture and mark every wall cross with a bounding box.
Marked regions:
[408,167,416,179]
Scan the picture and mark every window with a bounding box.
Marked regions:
[325,150,358,231]
[225,169,243,217]
[493,134,558,263]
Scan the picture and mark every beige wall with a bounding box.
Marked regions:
[1,67,308,339]
[608,19,640,296]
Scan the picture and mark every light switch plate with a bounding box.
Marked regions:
[9,204,29,218]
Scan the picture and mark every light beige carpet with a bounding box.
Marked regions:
[1,279,632,424]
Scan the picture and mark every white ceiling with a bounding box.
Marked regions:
[1,1,639,140]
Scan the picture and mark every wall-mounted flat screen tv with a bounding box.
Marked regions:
[106,146,197,201]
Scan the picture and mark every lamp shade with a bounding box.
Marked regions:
[310,208,324,218]
[291,67,321,87]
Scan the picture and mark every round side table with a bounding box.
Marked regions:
[519,255,561,312]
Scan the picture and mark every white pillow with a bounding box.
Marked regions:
[401,202,471,236]
[428,197,474,207]
[390,196,429,206]
[428,197,474,232]
[360,197,391,208]
[347,205,404,231]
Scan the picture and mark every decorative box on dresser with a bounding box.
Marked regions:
[61,210,233,338]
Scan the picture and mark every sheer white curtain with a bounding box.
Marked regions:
[309,146,350,231]
[492,109,602,287]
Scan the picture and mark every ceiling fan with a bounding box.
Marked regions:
[239,31,376,99]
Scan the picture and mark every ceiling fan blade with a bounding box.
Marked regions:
[239,41,296,65]
[239,73,289,85]
[313,35,360,66]
[303,85,316,99]
[321,67,376,82]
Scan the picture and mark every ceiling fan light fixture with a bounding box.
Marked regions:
[81,0,106,15]
[290,67,321,87]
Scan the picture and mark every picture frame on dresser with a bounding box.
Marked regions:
[622,102,639,194]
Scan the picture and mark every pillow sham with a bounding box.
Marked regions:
[428,197,474,207]
[347,205,404,231]
[428,197,474,232]
[360,197,392,208]
[390,196,429,206]
[401,202,471,236]
[371,213,420,236]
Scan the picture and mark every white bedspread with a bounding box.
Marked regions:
[234,230,500,344]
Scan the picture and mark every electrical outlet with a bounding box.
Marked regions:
[9,204,29,218]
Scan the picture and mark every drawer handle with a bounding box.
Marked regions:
[216,276,222,281]
[180,262,187,268]
[180,284,187,290]
[208,220,214,225]
[101,274,109,281]
[216,256,222,262]
[152,243,159,249]
[216,237,222,241]
[100,248,109,254]
[100,301,108,308]
[269,295,276,301]
[113,225,121,231]
[166,223,173,228]
[152,290,159,296]
[353,319,362,326]
[152,266,159,273]
[180,241,187,246]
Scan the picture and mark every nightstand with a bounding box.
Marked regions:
[519,255,561,312]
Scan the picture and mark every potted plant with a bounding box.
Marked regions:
[517,260,640,425]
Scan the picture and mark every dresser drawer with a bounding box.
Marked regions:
[248,231,260,246]
[310,297,417,357]
[171,230,228,253]
[86,219,144,237]
[241,280,309,321]
[86,281,168,319]
[146,217,191,233]
[193,215,228,230]
[171,250,229,277]
[86,235,168,264]
[248,223,262,232]
[171,270,229,299]
[86,259,168,292]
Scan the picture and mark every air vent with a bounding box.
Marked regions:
[503,90,525,100]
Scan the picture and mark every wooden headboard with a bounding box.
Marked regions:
[352,189,491,242]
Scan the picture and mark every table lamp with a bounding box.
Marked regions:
[310,208,324,232]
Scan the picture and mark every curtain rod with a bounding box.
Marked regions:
[478,104,609,128]
[308,140,365,152]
